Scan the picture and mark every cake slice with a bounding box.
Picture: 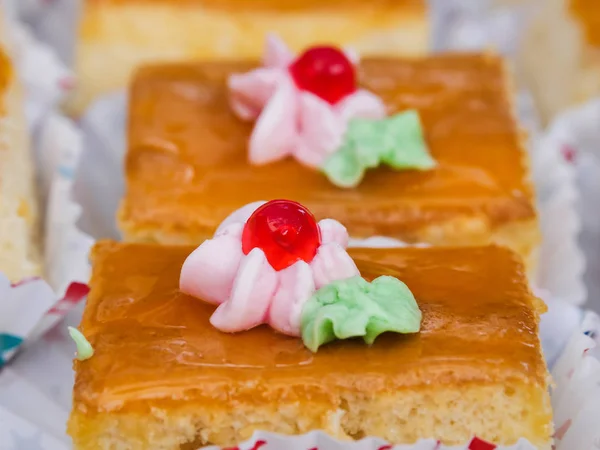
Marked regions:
[119,52,539,270]
[68,241,552,449]
[516,0,600,122]
[72,0,428,113]
[0,14,42,281]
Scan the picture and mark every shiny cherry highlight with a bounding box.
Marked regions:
[289,46,357,105]
[241,200,321,271]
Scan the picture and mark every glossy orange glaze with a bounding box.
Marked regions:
[570,0,600,47]
[86,0,424,11]
[73,242,546,413]
[122,54,534,240]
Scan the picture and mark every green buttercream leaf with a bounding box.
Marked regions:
[378,111,435,169]
[322,110,435,188]
[68,326,94,361]
[321,143,365,189]
[300,276,422,352]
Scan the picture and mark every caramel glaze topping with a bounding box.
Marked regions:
[73,242,547,413]
[570,0,600,47]
[87,0,424,12]
[123,54,534,240]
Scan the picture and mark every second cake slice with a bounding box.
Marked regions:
[119,50,539,270]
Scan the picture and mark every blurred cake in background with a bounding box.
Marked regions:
[517,0,600,123]
[72,0,429,113]
[0,11,42,281]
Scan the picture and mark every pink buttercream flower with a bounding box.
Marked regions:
[179,201,359,336]
[228,35,386,168]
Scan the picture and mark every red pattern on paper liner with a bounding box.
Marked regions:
[560,145,577,164]
[550,419,572,450]
[468,437,497,450]
[9,279,89,312]
[58,76,76,91]
[553,419,572,441]
[47,282,89,314]
[223,440,267,450]
[219,437,501,449]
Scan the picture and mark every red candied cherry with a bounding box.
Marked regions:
[242,200,322,271]
[289,46,357,105]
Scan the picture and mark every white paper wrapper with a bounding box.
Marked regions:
[202,433,538,450]
[541,99,600,313]
[0,276,56,364]
[8,0,78,66]
[550,311,600,449]
[40,113,94,295]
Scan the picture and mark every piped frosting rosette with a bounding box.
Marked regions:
[228,36,436,188]
[180,200,422,351]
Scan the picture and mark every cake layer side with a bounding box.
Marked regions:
[68,381,553,449]
[71,1,428,113]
